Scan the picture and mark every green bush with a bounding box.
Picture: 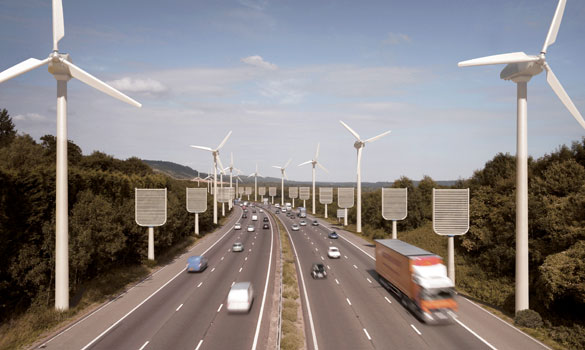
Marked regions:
[515,309,543,328]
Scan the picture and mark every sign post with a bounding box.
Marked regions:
[432,188,469,284]
[269,187,277,204]
[381,188,408,239]
[299,187,310,208]
[245,187,252,201]
[135,189,167,261]
[337,187,354,227]
[289,187,298,207]
[187,188,207,235]
[258,186,266,201]
[319,187,333,218]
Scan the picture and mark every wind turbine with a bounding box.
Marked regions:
[458,0,584,314]
[248,163,263,202]
[340,121,391,233]
[0,0,141,311]
[299,144,328,214]
[191,131,232,224]
[273,158,292,206]
[204,170,212,193]
[226,152,241,210]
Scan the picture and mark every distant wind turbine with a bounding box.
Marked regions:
[299,143,328,214]
[273,158,292,206]
[248,163,263,202]
[0,0,141,311]
[340,121,391,233]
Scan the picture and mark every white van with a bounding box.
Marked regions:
[227,282,254,313]
[252,215,258,221]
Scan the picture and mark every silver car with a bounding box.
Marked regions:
[291,224,300,231]
[232,242,244,252]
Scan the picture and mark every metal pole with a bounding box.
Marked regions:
[448,235,455,284]
[292,198,295,207]
[392,220,397,239]
[356,147,362,232]
[303,199,306,208]
[229,171,233,210]
[148,227,155,260]
[221,172,225,217]
[213,160,218,224]
[325,204,328,219]
[272,196,274,204]
[55,79,69,311]
[344,208,348,226]
[281,176,284,206]
[312,165,316,214]
[254,176,257,202]
[516,81,529,313]
[195,213,199,235]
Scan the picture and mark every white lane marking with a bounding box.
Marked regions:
[454,318,498,350]
[139,341,149,350]
[251,211,275,350]
[228,249,231,252]
[346,298,352,306]
[249,249,252,252]
[327,265,330,270]
[252,242,255,245]
[363,328,372,341]
[211,267,216,272]
[321,256,324,261]
[335,279,340,285]
[245,257,248,261]
[239,267,243,273]
[197,282,203,288]
[176,304,183,311]
[344,255,348,259]
[232,281,235,286]
[217,303,223,312]
[353,264,358,269]
[281,217,319,350]
[411,324,422,335]
[221,256,224,261]
[195,339,203,350]
[367,278,372,284]
[385,297,392,304]
[311,242,314,245]
[315,248,318,251]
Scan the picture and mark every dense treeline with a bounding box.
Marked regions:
[0,109,217,322]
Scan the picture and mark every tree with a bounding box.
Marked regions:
[0,108,16,147]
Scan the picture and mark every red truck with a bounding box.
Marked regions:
[375,239,457,323]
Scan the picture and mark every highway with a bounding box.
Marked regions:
[274,207,550,350]
[37,205,279,350]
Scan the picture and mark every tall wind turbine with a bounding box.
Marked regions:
[248,163,262,202]
[458,0,584,313]
[273,158,292,206]
[340,121,391,233]
[226,152,241,210]
[0,0,141,311]
[299,143,328,214]
[191,131,232,224]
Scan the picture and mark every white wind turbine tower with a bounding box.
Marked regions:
[299,143,328,214]
[248,163,263,202]
[226,152,241,210]
[272,158,292,206]
[340,121,391,233]
[458,0,584,313]
[0,0,141,311]
[191,131,232,224]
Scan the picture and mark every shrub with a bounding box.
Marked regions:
[515,309,543,328]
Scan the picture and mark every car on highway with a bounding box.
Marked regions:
[299,220,307,226]
[328,231,339,239]
[281,207,287,213]
[252,209,256,213]
[232,242,244,252]
[263,223,269,229]
[244,209,248,213]
[311,263,327,279]
[275,203,280,208]
[234,223,242,230]
[275,210,280,214]
[291,224,300,231]
[252,215,258,221]
[227,282,254,313]
[259,209,264,213]
[312,220,319,226]
[327,247,341,259]
[247,225,255,232]
[263,217,269,222]
[186,256,208,272]
[242,213,247,219]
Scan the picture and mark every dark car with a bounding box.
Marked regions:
[186,256,208,272]
[312,220,319,226]
[263,223,269,229]
[275,210,280,214]
[263,217,269,222]
[311,263,327,279]
[242,213,247,219]
[328,231,339,239]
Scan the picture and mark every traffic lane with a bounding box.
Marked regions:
[143,227,264,350]
[88,211,250,350]
[285,221,373,350]
[201,214,276,349]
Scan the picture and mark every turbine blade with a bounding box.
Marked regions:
[52,0,64,50]
[190,145,213,152]
[216,156,225,175]
[62,60,141,108]
[284,158,292,168]
[458,52,539,67]
[284,171,289,180]
[249,173,255,177]
[545,63,585,130]
[542,0,567,54]
[272,165,282,169]
[315,143,320,160]
[0,58,50,84]
[298,160,312,166]
[216,131,232,150]
[365,130,391,143]
[340,120,361,141]
[317,162,329,173]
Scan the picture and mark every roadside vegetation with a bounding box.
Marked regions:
[0,108,226,350]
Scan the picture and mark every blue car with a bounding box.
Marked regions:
[328,232,339,239]
[186,256,208,272]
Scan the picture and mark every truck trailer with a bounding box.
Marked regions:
[375,239,457,323]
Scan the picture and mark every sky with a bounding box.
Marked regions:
[1,0,585,182]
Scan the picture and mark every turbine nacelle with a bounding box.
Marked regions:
[47,53,72,80]
[500,61,543,83]
[353,141,365,150]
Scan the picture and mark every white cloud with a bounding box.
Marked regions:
[241,55,278,70]
[107,77,168,94]
[13,112,47,122]
[383,32,412,45]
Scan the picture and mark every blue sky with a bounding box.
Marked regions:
[1,0,585,182]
